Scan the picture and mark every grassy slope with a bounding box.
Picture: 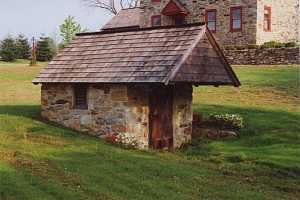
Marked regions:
[0,61,299,200]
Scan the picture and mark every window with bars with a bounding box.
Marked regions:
[264,6,271,32]
[230,6,242,32]
[205,9,217,33]
[74,85,88,110]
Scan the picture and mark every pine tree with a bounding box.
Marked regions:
[0,36,17,62]
[36,37,56,61]
[15,34,31,59]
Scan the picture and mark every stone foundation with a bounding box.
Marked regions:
[225,47,300,65]
[41,83,193,149]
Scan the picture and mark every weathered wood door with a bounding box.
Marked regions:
[149,86,173,149]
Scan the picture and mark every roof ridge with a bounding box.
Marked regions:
[77,22,205,36]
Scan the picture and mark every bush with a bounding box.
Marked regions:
[224,45,236,50]
[247,44,259,49]
[284,42,297,48]
[0,36,17,62]
[207,114,244,130]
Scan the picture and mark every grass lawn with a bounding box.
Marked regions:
[0,60,299,200]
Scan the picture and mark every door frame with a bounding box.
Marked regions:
[149,85,174,149]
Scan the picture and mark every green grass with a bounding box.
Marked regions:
[0,62,299,200]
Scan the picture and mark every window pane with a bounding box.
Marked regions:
[208,22,216,31]
[207,11,216,21]
[152,16,161,26]
[233,20,241,29]
[232,9,241,20]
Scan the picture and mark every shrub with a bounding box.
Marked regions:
[207,114,244,130]
[247,44,259,49]
[284,42,297,48]
[261,41,286,49]
[224,45,236,50]
[235,45,247,50]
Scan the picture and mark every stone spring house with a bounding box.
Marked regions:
[33,24,240,149]
[103,0,299,45]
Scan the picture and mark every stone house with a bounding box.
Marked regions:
[103,0,299,45]
[33,24,240,149]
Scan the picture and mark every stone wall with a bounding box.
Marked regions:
[256,0,299,45]
[140,0,299,45]
[225,47,300,65]
[41,83,194,149]
[41,83,150,149]
[172,84,193,148]
[140,0,258,45]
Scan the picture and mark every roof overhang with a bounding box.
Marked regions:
[161,0,189,16]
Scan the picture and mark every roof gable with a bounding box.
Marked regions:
[161,0,189,16]
[33,24,240,87]
[168,29,240,86]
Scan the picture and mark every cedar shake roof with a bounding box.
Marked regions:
[102,8,141,30]
[33,24,240,86]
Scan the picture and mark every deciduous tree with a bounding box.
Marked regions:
[59,16,86,48]
[82,0,139,15]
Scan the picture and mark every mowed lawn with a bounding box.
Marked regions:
[0,60,299,200]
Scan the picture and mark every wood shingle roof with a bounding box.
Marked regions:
[33,24,240,86]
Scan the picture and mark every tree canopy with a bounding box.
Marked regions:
[59,16,86,48]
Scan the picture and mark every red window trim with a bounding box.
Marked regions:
[205,9,217,33]
[230,6,243,32]
[151,15,162,27]
[264,6,272,32]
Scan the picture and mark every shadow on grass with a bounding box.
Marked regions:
[0,105,40,119]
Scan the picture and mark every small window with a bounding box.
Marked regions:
[264,6,271,32]
[205,9,217,33]
[174,15,186,26]
[230,6,242,32]
[74,85,88,110]
[151,15,161,27]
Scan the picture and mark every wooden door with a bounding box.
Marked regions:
[149,86,173,149]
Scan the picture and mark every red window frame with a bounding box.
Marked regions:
[230,6,243,32]
[151,15,162,27]
[264,6,272,32]
[205,9,217,33]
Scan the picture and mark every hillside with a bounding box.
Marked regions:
[0,61,299,200]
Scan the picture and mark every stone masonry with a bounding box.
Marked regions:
[41,83,193,149]
[140,0,299,45]
[225,47,300,65]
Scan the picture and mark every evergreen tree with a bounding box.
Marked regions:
[15,34,31,59]
[59,16,86,48]
[36,37,56,61]
[0,36,17,62]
